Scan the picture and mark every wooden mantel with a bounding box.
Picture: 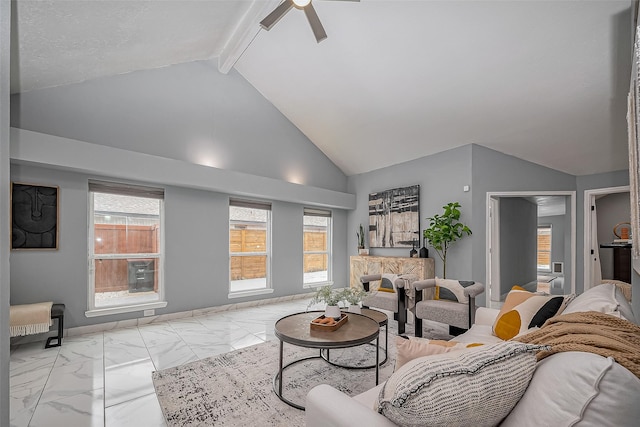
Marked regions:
[349,255,435,288]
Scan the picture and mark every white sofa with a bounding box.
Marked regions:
[306,284,640,427]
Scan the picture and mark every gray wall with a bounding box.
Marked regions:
[470,145,576,304]
[10,61,347,193]
[500,197,537,295]
[346,144,630,307]
[0,0,10,421]
[596,191,631,280]
[347,145,473,280]
[9,164,348,329]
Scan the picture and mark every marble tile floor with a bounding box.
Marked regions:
[9,297,322,427]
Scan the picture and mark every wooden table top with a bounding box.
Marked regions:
[274,311,379,349]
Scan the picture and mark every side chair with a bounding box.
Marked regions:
[412,278,485,337]
[360,274,408,334]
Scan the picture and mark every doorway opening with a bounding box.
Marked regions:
[583,186,630,292]
[486,191,576,306]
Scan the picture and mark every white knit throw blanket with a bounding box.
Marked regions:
[10,302,53,337]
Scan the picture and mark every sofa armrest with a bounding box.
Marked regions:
[475,307,500,326]
[463,282,485,298]
[306,385,397,427]
[361,274,382,284]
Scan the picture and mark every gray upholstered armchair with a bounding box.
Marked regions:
[359,274,407,334]
[412,278,485,337]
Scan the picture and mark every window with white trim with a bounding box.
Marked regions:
[229,199,272,295]
[537,225,552,271]
[87,180,165,316]
[303,208,332,287]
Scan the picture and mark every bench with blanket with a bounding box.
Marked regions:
[9,302,65,348]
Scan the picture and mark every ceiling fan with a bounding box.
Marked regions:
[260,0,359,43]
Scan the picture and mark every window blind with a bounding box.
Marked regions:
[230,198,272,210]
[89,180,164,199]
[303,207,332,217]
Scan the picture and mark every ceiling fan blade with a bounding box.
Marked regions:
[260,0,294,31]
[304,3,327,43]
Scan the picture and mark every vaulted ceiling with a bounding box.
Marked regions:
[10,0,634,177]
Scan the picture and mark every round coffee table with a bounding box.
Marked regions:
[273,311,380,410]
[322,307,388,368]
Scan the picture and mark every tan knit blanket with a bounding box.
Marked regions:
[514,311,640,378]
[10,302,53,337]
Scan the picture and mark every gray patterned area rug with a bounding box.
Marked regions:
[152,321,449,426]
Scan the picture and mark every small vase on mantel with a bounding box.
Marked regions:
[325,305,341,320]
[419,237,429,258]
[410,240,418,258]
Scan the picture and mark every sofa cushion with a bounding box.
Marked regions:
[377,341,547,427]
[435,278,475,303]
[563,283,619,316]
[501,352,640,427]
[492,287,566,340]
[394,336,481,370]
[614,285,637,324]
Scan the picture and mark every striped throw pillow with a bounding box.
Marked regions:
[377,341,548,427]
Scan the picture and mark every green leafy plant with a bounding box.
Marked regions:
[356,223,366,249]
[308,285,345,307]
[423,202,472,278]
[340,287,369,305]
[308,286,370,310]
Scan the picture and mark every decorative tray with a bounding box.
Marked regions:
[310,313,348,332]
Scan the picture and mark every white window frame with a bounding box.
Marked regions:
[229,199,273,299]
[86,181,167,317]
[302,208,333,289]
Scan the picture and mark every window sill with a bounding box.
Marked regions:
[303,281,334,289]
[228,288,274,299]
[85,301,168,318]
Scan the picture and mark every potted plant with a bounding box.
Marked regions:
[357,223,368,255]
[309,285,345,319]
[340,287,369,314]
[423,202,472,278]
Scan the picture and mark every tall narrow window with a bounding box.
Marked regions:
[88,180,165,316]
[537,225,552,271]
[303,208,332,287]
[229,199,272,295]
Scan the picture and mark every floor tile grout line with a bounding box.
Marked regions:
[25,346,60,427]
[11,299,317,426]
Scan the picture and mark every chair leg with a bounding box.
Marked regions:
[415,318,423,337]
[397,287,406,335]
[45,314,63,348]
[449,325,467,336]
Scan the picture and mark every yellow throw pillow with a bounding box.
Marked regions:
[492,287,566,340]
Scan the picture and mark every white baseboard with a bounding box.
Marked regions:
[10,292,314,346]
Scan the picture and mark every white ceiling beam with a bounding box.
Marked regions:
[218,0,281,74]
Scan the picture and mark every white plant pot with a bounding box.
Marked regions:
[348,304,361,314]
[324,305,341,319]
